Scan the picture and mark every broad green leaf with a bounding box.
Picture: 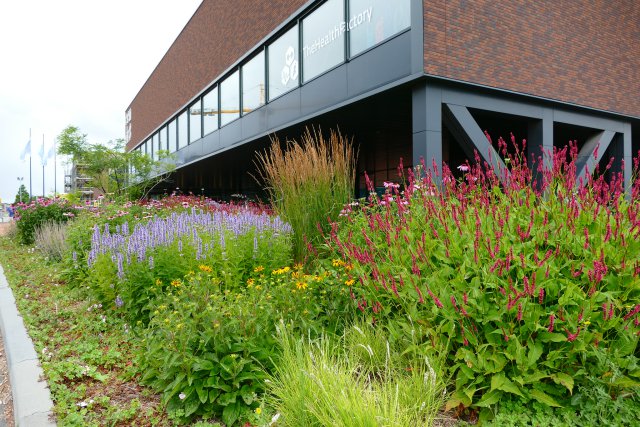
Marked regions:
[445,390,472,411]
[193,360,214,371]
[222,401,242,427]
[475,389,503,407]
[217,391,237,406]
[196,385,208,404]
[551,373,574,394]
[491,373,524,397]
[530,389,563,407]
[612,376,640,388]
[184,397,200,418]
[527,341,543,368]
[537,332,567,343]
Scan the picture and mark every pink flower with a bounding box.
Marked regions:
[457,164,469,172]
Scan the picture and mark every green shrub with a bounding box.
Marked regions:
[14,198,78,244]
[327,140,640,419]
[254,127,357,261]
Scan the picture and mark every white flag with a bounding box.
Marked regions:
[20,140,31,161]
[39,141,47,167]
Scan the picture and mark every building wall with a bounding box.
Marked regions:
[127,0,308,151]
[424,0,640,118]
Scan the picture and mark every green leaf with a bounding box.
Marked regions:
[196,386,208,404]
[217,391,237,406]
[551,372,574,394]
[527,341,543,368]
[475,389,503,407]
[193,360,214,371]
[445,390,472,411]
[184,397,200,418]
[530,389,563,407]
[491,373,524,397]
[537,332,567,343]
[222,401,242,427]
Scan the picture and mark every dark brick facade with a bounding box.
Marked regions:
[127,0,307,151]
[424,0,640,118]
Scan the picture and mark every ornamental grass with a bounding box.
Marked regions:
[254,127,357,261]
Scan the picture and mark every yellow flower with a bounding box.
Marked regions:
[255,285,262,290]
[344,263,354,271]
[171,279,182,288]
[283,266,291,272]
[295,281,308,290]
[214,322,220,328]
[199,265,213,273]
[345,279,355,286]
[155,278,162,286]
[255,407,262,415]
[254,265,264,273]
[247,278,255,287]
[294,263,303,271]
[332,259,345,267]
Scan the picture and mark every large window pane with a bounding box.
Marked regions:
[302,0,345,82]
[178,111,188,150]
[168,119,177,152]
[158,126,165,153]
[152,132,159,160]
[242,51,265,114]
[268,25,299,100]
[348,0,410,57]
[220,70,240,126]
[203,87,218,135]
[189,99,202,143]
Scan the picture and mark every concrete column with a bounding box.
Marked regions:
[527,108,554,187]
[412,82,443,178]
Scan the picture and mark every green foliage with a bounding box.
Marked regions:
[56,125,175,200]
[14,197,77,244]
[327,149,640,414]
[14,183,31,204]
[254,127,357,261]
[267,322,446,427]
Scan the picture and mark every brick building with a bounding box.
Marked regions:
[126,0,640,198]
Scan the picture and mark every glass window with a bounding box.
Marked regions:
[158,126,165,153]
[302,0,345,82]
[168,119,177,152]
[152,133,158,160]
[189,99,202,143]
[178,111,188,150]
[220,70,240,126]
[156,132,163,158]
[268,25,299,100]
[242,51,265,114]
[203,87,219,135]
[348,0,411,57]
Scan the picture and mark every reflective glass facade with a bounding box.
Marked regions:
[168,119,177,152]
[178,111,188,150]
[242,51,266,114]
[268,25,299,100]
[220,71,240,126]
[349,0,411,56]
[133,0,412,155]
[189,100,202,143]
[203,87,219,135]
[302,0,344,82]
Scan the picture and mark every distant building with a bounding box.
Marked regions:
[125,0,640,198]
[64,163,97,201]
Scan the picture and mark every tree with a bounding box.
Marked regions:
[14,184,31,204]
[56,125,175,200]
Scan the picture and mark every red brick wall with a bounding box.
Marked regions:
[424,0,640,117]
[127,0,308,150]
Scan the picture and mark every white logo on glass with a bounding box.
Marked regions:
[281,46,298,86]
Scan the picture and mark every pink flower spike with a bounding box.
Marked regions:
[457,164,469,172]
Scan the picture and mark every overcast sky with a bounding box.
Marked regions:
[0,0,202,203]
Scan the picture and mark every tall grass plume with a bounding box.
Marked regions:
[254,127,357,260]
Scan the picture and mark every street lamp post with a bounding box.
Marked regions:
[17,177,24,203]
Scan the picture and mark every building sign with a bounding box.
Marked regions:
[281,46,299,86]
[303,7,372,59]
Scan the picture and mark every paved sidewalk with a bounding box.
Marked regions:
[0,264,56,426]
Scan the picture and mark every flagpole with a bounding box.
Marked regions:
[54,139,57,196]
[29,128,33,200]
[42,134,45,198]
